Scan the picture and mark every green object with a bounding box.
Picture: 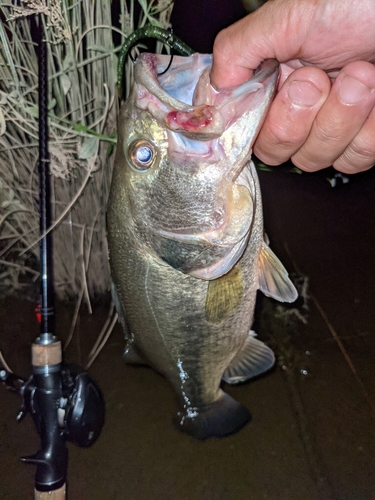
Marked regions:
[117,24,194,99]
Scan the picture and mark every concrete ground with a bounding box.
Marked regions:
[1,163,375,499]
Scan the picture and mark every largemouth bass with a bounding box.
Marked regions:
[107,53,297,439]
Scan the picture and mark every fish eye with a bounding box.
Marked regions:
[128,140,156,171]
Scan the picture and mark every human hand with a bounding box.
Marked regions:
[211,0,375,173]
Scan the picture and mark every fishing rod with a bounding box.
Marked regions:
[0,14,104,499]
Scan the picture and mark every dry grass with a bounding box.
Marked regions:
[0,0,174,305]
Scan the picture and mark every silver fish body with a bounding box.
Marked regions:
[107,53,297,439]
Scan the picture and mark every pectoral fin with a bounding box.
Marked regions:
[205,266,244,323]
[222,331,275,384]
[257,240,298,302]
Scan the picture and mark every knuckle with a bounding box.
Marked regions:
[335,138,375,173]
[349,136,375,162]
[265,117,308,149]
[212,30,226,54]
[313,118,343,147]
[333,158,374,174]
[254,127,298,165]
[290,152,322,172]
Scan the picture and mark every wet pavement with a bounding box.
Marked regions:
[1,163,375,499]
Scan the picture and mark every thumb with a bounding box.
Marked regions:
[211,0,309,89]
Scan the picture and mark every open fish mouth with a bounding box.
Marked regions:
[136,53,279,144]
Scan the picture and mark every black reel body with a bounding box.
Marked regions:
[3,363,105,491]
[19,364,105,447]
[60,365,105,447]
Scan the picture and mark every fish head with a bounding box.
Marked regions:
[111,53,279,279]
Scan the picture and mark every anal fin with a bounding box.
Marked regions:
[222,331,275,384]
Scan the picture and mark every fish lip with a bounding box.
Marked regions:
[135,54,279,141]
[135,53,226,140]
[247,59,279,85]
[214,58,279,102]
[208,58,279,95]
[137,54,279,106]
[135,53,208,111]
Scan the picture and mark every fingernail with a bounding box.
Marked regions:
[288,80,322,107]
[338,74,373,104]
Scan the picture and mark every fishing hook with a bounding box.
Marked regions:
[117,24,194,100]
[157,51,174,76]
[129,46,174,76]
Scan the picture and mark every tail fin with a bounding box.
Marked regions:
[174,390,251,440]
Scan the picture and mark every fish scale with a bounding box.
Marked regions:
[147,165,221,230]
[107,53,298,439]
